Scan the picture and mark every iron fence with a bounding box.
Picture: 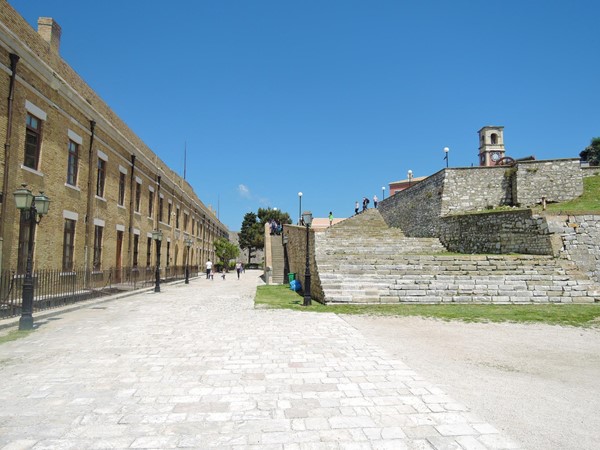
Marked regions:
[0,265,199,320]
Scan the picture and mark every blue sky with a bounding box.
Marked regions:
[10,1,600,231]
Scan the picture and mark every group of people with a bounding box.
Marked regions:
[204,259,245,280]
[354,195,379,215]
[268,219,283,235]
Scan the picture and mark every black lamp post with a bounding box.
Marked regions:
[444,147,449,168]
[298,192,303,225]
[13,184,50,330]
[184,237,193,284]
[382,186,385,200]
[302,211,313,306]
[152,229,163,292]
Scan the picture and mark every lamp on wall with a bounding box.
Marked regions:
[444,147,449,168]
[382,186,385,200]
[302,211,313,306]
[407,169,413,187]
[13,184,51,330]
[151,229,163,292]
[297,192,303,225]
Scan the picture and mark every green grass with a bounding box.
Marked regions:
[0,329,34,345]
[543,175,600,213]
[255,285,600,327]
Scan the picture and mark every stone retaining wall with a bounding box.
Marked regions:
[439,209,554,255]
[547,215,600,283]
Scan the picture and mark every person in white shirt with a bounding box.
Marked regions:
[205,260,212,279]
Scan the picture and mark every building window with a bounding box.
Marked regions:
[66,140,79,186]
[62,219,76,271]
[96,159,106,197]
[93,225,103,271]
[159,197,164,222]
[133,234,139,267]
[491,133,498,145]
[167,202,172,225]
[183,213,189,232]
[16,211,33,274]
[146,237,152,267]
[118,172,126,206]
[166,241,171,267]
[135,182,141,212]
[148,190,154,217]
[24,113,42,170]
[176,207,180,229]
[118,172,125,206]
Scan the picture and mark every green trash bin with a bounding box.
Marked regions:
[288,273,295,283]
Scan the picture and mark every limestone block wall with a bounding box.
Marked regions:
[378,170,445,237]
[547,215,600,283]
[440,209,553,255]
[514,159,583,206]
[282,225,324,302]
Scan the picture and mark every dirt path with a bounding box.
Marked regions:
[342,315,600,450]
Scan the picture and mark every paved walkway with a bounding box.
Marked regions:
[0,273,520,449]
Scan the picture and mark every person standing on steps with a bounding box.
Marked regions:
[329,211,334,227]
[205,259,212,279]
[373,195,378,208]
[354,201,359,215]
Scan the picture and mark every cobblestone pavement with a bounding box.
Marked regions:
[0,273,520,449]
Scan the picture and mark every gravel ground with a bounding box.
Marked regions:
[342,315,600,450]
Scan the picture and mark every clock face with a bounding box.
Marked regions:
[491,152,501,162]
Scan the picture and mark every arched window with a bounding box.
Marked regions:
[491,133,498,144]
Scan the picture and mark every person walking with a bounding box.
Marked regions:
[205,259,212,279]
[329,211,334,227]
[236,261,242,279]
[355,201,359,215]
[373,195,378,208]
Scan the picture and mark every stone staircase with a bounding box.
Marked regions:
[269,234,285,284]
[314,209,600,303]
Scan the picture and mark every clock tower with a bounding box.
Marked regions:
[478,126,505,166]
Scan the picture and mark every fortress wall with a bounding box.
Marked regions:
[441,167,511,215]
[378,170,445,237]
[440,209,554,255]
[514,159,583,206]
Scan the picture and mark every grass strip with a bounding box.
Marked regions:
[255,285,600,327]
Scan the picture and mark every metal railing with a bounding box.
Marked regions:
[0,265,199,320]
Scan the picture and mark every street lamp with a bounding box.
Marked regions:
[444,147,449,168]
[152,229,163,292]
[298,192,303,225]
[13,184,50,330]
[408,169,413,187]
[382,186,385,200]
[302,211,313,306]
[184,237,193,284]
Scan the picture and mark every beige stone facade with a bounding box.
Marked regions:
[0,3,227,273]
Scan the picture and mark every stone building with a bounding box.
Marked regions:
[0,3,228,274]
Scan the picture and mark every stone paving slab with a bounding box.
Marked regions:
[0,273,521,449]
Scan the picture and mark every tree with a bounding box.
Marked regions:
[238,212,263,264]
[257,208,292,226]
[580,137,600,166]
[214,237,239,269]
